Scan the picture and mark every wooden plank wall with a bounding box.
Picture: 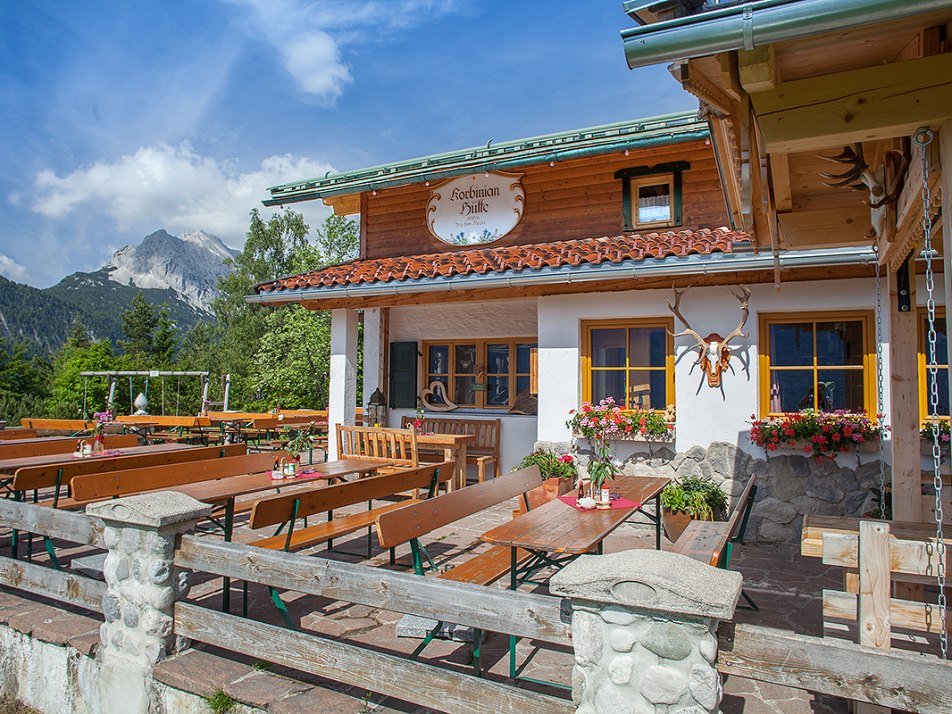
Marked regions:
[364,139,729,259]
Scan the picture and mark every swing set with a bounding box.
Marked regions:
[78,370,230,418]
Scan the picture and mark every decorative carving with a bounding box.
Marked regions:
[667,284,750,388]
[419,381,458,412]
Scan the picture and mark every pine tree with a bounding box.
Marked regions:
[152,305,178,367]
[120,293,157,362]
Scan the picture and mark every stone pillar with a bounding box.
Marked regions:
[549,550,742,714]
[87,492,211,714]
[362,307,382,413]
[328,308,359,460]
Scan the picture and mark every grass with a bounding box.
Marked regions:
[204,688,237,714]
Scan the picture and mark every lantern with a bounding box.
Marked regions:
[366,387,388,428]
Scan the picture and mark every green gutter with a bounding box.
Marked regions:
[621,0,952,69]
[264,111,706,206]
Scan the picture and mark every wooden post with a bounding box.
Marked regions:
[941,122,952,449]
[856,521,892,714]
[889,255,921,523]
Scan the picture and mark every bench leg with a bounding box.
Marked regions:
[42,537,62,571]
[410,621,442,660]
[242,582,248,618]
[390,547,396,566]
[472,628,483,677]
[269,587,295,629]
[738,589,759,611]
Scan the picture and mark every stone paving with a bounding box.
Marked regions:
[0,490,858,713]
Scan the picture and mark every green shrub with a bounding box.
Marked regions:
[660,476,728,521]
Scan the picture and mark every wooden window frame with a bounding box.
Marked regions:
[421,338,537,411]
[580,318,675,411]
[917,307,949,423]
[615,161,688,232]
[757,311,876,418]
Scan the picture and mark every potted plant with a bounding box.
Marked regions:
[660,476,728,541]
[748,409,881,461]
[517,449,577,512]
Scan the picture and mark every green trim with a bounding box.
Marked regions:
[616,161,689,232]
[264,112,708,206]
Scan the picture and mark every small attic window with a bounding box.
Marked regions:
[615,161,689,232]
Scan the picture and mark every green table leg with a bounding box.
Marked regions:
[221,499,234,612]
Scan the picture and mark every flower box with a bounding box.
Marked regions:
[749,410,882,461]
[574,424,675,443]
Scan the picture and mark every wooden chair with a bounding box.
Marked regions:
[336,425,418,473]
[374,465,543,674]
[246,462,453,627]
[669,474,758,609]
[0,433,138,460]
[401,416,500,482]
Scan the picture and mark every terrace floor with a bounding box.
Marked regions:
[1,492,852,713]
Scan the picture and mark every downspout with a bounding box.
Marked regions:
[621,0,952,68]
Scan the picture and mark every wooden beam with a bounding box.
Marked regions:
[711,117,745,229]
[751,52,952,154]
[321,193,361,216]
[679,61,737,116]
[768,153,792,212]
[358,191,368,258]
[776,205,872,249]
[0,555,105,613]
[824,589,951,635]
[0,499,104,547]
[175,603,573,714]
[890,254,922,523]
[738,45,778,93]
[719,51,741,101]
[943,121,952,462]
[717,622,952,712]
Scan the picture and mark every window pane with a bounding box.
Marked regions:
[425,376,448,404]
[486,343,509,374]
[454,376,477,406]
[454,345,477,374]
[428,346,449,374]
[769,322,814,366]
[591,329,626,367]
[925,366,950,416]
[486,376,509,406]
[516,343,535,373]
[816,320,864,366]
[592,370,626,405]
[769,370,815,412]
[926,319,948,366]
[636,182,671,224]
[629,327,667,367]
[816,369,866,412]
[628,370,666,410]
[516,376,531,395]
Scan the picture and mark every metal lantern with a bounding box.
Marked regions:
[367,387,388,427]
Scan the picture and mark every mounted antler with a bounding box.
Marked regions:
[667,284,750,388]
[818,143,870,191]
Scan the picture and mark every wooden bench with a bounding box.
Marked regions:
[246,462,453,626]
[0,433,138,460]
[337,425,418,474]
[16,443,247,508]
[670,474,757,608]
[374,465,543,674]
[401,416,500,482]
[20,418,96,434]
[0,429,38,441]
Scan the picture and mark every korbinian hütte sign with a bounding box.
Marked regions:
[426,171,525,246]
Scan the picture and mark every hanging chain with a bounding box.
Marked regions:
[916,127,947,659]
[872,242,887,519]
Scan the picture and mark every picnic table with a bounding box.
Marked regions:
[0,442,195,476]
[416,432,474,491]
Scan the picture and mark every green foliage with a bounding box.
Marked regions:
[203,688,237,714]
[45,331,115,418]
[517,449,577,480]
[660,476,728,521]
[0,337,50,423]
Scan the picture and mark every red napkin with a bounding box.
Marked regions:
[558,495,642,511]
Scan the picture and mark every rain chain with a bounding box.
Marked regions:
[915,127,947,659]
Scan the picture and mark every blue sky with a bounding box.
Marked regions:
[0,1,693,288]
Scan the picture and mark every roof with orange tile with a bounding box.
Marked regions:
[255,227,751,295]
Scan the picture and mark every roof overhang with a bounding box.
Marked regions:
[621,0,952,69]
[245,245,875,306]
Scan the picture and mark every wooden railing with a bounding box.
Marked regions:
[173,535,573,714]
[0,499,104,613]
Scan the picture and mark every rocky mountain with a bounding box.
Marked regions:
[103,229,237,312]
[0,229,238,353]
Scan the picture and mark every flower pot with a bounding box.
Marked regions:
[520,477,574,513]
[661,508,693,542]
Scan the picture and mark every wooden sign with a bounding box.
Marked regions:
[427,172,525,246]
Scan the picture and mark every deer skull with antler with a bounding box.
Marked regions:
[817,143,909,239]
[667,284,750,388]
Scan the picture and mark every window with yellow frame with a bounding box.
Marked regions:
[758,312,875,417]
[581,318,674,410]
[422,339,536,409]
[918,308,950,422]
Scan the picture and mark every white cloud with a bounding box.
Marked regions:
[225,0,460,100]
[0,254,29,283]
[27,143,334,248]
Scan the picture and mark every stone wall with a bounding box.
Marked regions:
[538,440,886,543]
